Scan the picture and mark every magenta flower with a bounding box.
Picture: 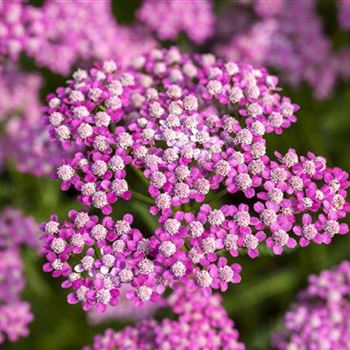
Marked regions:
[209,257,242,291]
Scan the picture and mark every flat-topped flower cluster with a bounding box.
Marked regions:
[41,47,350,312]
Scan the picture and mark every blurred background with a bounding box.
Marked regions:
[0,0,350,349]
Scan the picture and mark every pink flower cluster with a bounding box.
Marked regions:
[272,261,350,350]
[41,48,350,312]
[0,66,41,123]
[84,284,245,350]
[0,207,39,345]
[0,301,33,345]
[0,66,65,175]
[42,210,162,311]
[0,206,40,250]
[137,0,215,44]
[46,47,299,213]
[25,0,155,75]
[0,249,24,303]
[0,0,155,75]
[3,0,349,100]
[217,0,346,99]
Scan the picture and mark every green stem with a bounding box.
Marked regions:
[129,166,149,186]
[132,191,154,205]
[129,202,157,231]
[208,189,227,204]
[183,202,191,212]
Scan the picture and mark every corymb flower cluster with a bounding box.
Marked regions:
[41,47,350,312]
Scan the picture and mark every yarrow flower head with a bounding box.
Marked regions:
[272,261,350,350]
[84,284,245,350]
[43,47,349,311]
